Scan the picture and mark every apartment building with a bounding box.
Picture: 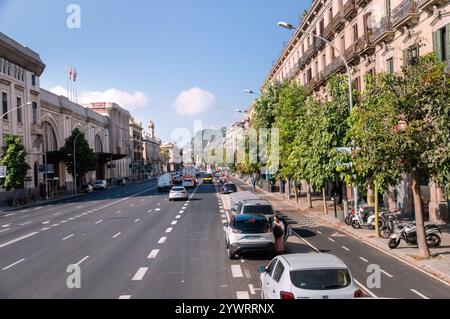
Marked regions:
[263,0,450,222]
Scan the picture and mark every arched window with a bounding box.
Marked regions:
[94,134,103,153]
[43,121,58,152]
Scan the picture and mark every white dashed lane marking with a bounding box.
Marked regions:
[132,267,149,281]
[171,221,178,225]
[63,234,75,241]
[360,257,369,263]
[75,256,90,266]
[134,219,141,223]
[236,291,250,299]
[95,220,103,225]
[165,228,173,233]
[410,289,429,299]
[342,246,350,251]
[158,237,167,244]
[113,232,122,239]
[20,221,31,226]
[119,295,132,300]
[2,258,26,270]
[148,250,159,259]
[231,265,243,278]
[381,269,394,278]
[0,229,9,234]
[249,284,256,295]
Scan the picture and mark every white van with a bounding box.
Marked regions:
[157,173,173,192]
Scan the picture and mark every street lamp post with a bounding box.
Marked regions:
[73,132,83,194]
[278,21,358,215]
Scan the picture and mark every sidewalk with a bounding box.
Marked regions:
[233,178,450,285]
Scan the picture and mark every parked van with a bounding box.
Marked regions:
[157,173,173,192]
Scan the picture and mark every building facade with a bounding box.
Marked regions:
[142,121,162,177]
[83,102,132,182]
[40,89,110,194]
[263,0,450,222]
[129,118,144,179]
[0,32,46,201]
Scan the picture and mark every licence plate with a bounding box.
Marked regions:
[244,236,261,240]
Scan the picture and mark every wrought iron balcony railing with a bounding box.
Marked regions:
[392,0,420,29]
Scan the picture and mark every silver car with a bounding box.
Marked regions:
[169,187,188,201]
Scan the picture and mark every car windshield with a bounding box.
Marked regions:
[234,219,269,234]
[95,181,103,184]
[172,188,185,192]
[205,174,212,178]
[290,269,351,290]
[242,205,274,215]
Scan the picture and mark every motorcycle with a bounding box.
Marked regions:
[388,223,442,249]
[351,206,385,229]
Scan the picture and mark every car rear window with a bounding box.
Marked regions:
[172,187,185,191]
[234,219,269,234]
[242,205,274,215]
[290,269,351,290]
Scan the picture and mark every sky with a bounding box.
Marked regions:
[0,0,309,144]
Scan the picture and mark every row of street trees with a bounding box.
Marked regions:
[0,128,98,206]
[236,53,450,257]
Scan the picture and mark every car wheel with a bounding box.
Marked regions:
[228,249,237,260]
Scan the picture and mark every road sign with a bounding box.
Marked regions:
[336,147,352,153]
[0,166,7,178]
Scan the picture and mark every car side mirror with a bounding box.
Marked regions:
[258,266,267,274]
[231,208,236,212]
[224,222,229,228]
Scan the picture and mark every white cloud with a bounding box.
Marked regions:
[50,86,150,110]
[174,87,216,116]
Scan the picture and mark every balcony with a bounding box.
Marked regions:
[418,0,448,13]
[344,43,360,66]
[344,0,358,21]
[315,37,326,51]
[297,45,316,69]
[323,56,345,79]
[316,71,326,87]
[356,0,371,8]
[332,13,345,33]
[30,123,43,136]
[323,23,335,41]
[307,77,318,91]
[392,0,420,29]
[372,16,395,44]
[356,33,375,56]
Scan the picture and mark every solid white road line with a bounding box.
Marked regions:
[0,232,39,249]
[132,267,149,281]
[236,291,250,299]
[171,221,178,225]
[4,213,15,217]
[165,228,173,233]
[2,258,26,270]
[381,269,394,278]
[342,246,350,251]
[360,257,369,263]
[95,220,103,225]
[410,289,429,299]
[63,234,75,241]
[75,256,90,266]
[113,232,121,238]
[148,249,160,259]
[353,279,378,298]
[249,284,256,295]
[158,237,167,244]
[231,265,243,278]
[118,295,132,300]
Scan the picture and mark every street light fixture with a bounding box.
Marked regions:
[277,20,358,213]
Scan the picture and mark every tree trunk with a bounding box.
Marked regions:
[411,168,431,258]
[322,188,328,215]
[307,182,313,209]
[295,181,299,204]
[342,183,349,218]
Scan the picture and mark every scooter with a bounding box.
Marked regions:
[388,223,442,249]
[351,206,385,229]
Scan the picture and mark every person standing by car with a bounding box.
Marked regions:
[273,215,285,254]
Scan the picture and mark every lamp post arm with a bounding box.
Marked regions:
[0,102,33,121]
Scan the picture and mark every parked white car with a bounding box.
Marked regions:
[225,214,275,259]
[93,180,108,190]
[182,178,195,188]
[169,187,189,201]
[258,254,363,299]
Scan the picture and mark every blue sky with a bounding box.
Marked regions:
[0,0,309,143]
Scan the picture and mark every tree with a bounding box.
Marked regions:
[160,149,170,172]
[60,128,97,191]
[350,53,450,258]
[0,135,30,207]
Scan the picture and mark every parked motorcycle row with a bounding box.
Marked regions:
[344,206,442,250]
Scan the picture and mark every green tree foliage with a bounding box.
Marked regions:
[60,128,97,189]
[350,53,450,257]
[0,135,30,194]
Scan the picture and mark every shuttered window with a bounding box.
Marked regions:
[433,24,450,70]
